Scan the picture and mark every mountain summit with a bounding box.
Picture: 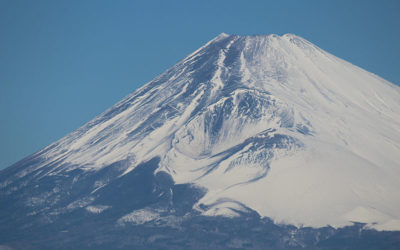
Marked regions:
[1,33,400,248]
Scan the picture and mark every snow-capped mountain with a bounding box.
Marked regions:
[1,33,400,248]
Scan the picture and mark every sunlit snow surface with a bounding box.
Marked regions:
[2,33,400,231]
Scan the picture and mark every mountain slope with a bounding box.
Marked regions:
[1,33,400,245]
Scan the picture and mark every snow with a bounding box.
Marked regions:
[10,33,400,231]
[117,209,159,225]
[85,205,110,214]
[200,199,250,218]
[211,37,237,92]
[66,197,95,210]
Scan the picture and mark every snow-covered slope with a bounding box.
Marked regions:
[2,33,400,231]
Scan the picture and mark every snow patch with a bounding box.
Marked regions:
[85,205,110,214]
[118,209,159,225]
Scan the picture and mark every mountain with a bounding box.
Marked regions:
[1,33,400,249]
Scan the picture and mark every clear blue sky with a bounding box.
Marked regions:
[1,0,399,170]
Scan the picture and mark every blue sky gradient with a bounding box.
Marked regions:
[1,0,399,169]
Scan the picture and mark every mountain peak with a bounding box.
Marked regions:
[217,32,230,37]
[212,32,303,42]
[2,33,400,234]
